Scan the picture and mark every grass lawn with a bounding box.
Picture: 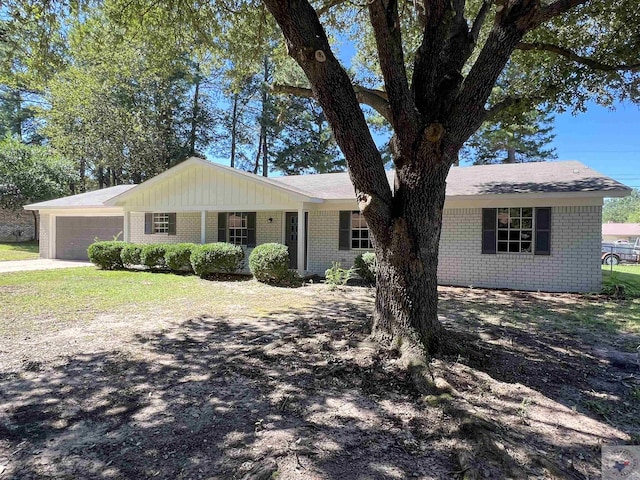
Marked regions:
[603,263,640,297]
[1,267,639,479]
[0,241,39,261]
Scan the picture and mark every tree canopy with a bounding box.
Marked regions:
[603,189,640,223]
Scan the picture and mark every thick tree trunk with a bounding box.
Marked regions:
[371,160,449,355]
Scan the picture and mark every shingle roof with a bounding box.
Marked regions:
[271,161,629,198]
[602,223,640,236]
[25,160,629,210]
[24,184,136,209]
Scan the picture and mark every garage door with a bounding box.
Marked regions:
[56,216,124,260]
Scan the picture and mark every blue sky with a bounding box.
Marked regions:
[550,101,640,190]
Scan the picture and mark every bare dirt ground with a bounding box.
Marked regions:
[1,282,638,479]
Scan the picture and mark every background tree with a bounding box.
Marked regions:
[0,136,76,239]
[463,107,557,164]
[603,190,640,223]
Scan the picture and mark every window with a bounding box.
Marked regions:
[217,212,256,247]
[497,207,533,253]
[351,211,372,249]
[228,212,248,246]
[153,213,170,234]
[339,211,373,250]
[482,207,551,255]
[144,213,176,235]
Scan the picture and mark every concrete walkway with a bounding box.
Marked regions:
[0,259,93,273]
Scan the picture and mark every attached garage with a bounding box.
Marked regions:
[55,216,124,260]
[24,185,135,260]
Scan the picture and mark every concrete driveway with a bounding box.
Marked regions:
[0,259,93,273]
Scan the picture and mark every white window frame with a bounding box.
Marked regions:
[496,207,534,254]
[228,212,248,246]
[153,212,170,234]
[351,211,373,250]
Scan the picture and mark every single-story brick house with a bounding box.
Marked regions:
[602,223,640,244]
[25,157,629,292]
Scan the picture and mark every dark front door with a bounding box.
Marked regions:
[285,212,298,269]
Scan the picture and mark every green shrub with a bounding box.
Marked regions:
[165,243,197,272]
[140,244,169,268]
[120,243,143,267]
[249,243,293,285]
[354,252,377,284]
[324,262,354,289]
[190,243,245,277]
[87,241,126,270]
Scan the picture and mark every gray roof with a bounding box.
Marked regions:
[272,160,629,198]
[25,160,629,210]
[25,184,137,209]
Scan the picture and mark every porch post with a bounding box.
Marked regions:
[200,211,206,244]
[297,206,305,276]
[123,210,130,242]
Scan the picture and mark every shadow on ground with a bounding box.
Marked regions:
[1,285,636,479]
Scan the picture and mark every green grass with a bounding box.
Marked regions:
[602,264,640,298]
[0,241,39,261]
[0,267,312,336]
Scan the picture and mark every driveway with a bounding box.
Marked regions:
[0,259,93,273]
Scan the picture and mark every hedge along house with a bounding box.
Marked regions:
[25,157,629,292]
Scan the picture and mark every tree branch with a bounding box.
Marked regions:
[263,0,393,224]
[470,0,492,43]
[517,42,640,72]
[448,0,539,149]
[368,0,419,153]
[315,0,349,16]
[271,83,392,122]
[533,0,590,25]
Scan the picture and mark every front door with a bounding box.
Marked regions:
[285,212,298,269]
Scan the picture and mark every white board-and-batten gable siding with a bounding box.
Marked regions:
[118,164,303,211]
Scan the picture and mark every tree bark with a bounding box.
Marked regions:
[230,92,239,168]
[371,160,449,354]
[31,210,39,242]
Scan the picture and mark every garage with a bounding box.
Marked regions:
[56,216,124,260]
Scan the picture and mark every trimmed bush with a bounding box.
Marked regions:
[120,243,143,267]
[165,243,197,272]
[249,243,292,285]
[354,252,377,284]
[190,243,244,277]
[87,241,126,270]
[140,244,169,268]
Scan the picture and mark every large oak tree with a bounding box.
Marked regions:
[260,0,639,368]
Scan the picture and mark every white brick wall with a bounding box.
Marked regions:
[438,206,602,293]
[306,206,602,292]
[124,206,602,292]
[39,214,50,258]
[307,210,367,275]
[130,212,201,244]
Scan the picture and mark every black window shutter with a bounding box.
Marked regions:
[145,213,153,234]
[218,213,227,242]
[247,212,256,247]
[339,211,351,250]
[481,208,497,254]
[535,207,551,255]
[168,213,177,235]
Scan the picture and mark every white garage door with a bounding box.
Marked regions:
[56,216,124,260]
